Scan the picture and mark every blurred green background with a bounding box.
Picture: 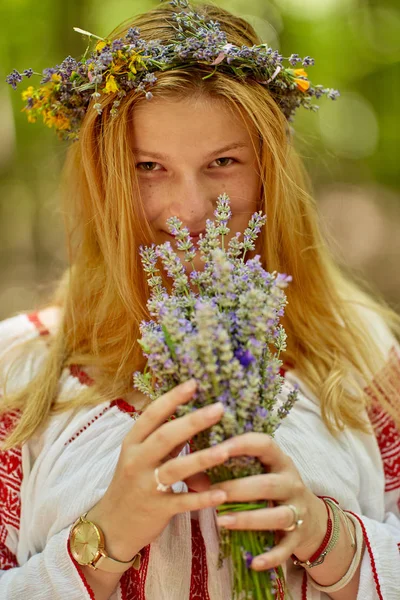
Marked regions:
[0,0,399,320]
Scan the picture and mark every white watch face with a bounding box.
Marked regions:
[72,522,100,565]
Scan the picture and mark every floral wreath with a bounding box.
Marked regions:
[6,0,339,142]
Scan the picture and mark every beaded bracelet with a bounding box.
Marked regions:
[309,511,363,593]
[291,497,340,568]
[322,497,356,549]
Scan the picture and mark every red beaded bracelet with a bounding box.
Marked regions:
[291,497,332,568]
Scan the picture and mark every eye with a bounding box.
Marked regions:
[136,161,162,172]
[210,157,235,168]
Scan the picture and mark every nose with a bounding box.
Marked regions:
[167,174,213,230]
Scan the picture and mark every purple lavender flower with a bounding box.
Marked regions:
[40,67,59,84]
[302,56,315,67]
[256,406,269,419]
[22,68,33,78]
[275,273,293,288]
[327,89,341,100]
[143,72,158,84]
[234,348,255,367]
[242,550,254,569]
[5,69,23,90]
[111,39,125,52]
[126,27,141,42]
[98,52,114,67]
[289,53,301,66]
[61,56,78,76]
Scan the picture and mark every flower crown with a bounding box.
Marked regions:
[6,0,339,142]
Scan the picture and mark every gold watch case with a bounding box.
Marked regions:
[69,515,105,567]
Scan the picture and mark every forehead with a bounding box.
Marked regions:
[129,94,258,156]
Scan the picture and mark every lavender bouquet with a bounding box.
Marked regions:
[133,194,298,600]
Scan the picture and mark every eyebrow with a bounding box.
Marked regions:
[132,142,249,161]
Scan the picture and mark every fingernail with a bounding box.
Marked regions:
[217,515,236,526]
[181,379,196,393]
[205,402,224,417]
[253,557,267,569]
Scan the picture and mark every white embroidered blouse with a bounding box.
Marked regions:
[0,309,399,599]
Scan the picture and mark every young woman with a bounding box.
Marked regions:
[1,2,399,599]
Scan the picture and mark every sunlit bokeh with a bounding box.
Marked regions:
[318,93,379,159]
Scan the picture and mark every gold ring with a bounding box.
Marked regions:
[282,504,304,532]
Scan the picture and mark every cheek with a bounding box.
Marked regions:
[225,171,261,212]
[139,182,165,223]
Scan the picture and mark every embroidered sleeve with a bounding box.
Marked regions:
[0,527,97,599]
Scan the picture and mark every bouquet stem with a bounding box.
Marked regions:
[217,502,285,599]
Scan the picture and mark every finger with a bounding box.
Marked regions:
[216,504,297,531]
[157,444,230,488]
[210,473,291,503]
[142,402,225,465]
[222,433,290,472]
[127,379,197,444]
[251,534,298,571]
[170,488,227,516]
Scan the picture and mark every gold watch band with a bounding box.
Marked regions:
[93,550,141,573]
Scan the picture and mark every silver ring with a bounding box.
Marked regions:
[282,504,304,532]
[154,467,172,493]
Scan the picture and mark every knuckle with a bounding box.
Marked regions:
[284,453,295,469]
[153,425,170,446]
[197,451,210,470]
[276,510,290,529]
[119,452,138,478]
[292,478,304,496]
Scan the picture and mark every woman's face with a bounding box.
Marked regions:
[131,94,262,271]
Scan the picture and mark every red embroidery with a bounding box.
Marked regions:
[189,518,210,600]
[275,572,285,600]
[120,545,150,600]
[67,541,95,599]
[111,398,139,415]
[26,312,50,337]
[69,364,95,387]
[301,570,308,600]
[346,511,384,600]
[0,410,22,570]
[366,347,400,493]
[64,405,112,446]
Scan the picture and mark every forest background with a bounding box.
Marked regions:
[0,0,399,319]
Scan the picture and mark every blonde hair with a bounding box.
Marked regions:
[1,2,399,450]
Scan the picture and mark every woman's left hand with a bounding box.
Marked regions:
[189,432,328,571]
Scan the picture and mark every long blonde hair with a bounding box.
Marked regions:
[1,2,399,450]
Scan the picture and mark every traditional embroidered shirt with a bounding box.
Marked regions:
[0,309,399,599]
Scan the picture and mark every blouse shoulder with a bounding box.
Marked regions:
[0,308,60,395]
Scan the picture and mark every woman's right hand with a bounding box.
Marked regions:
[86,379,230,562]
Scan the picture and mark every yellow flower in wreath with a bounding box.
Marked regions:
[293,68,310,92]
[104,74,119,94]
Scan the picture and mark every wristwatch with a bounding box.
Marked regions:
[69,512,141,573]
